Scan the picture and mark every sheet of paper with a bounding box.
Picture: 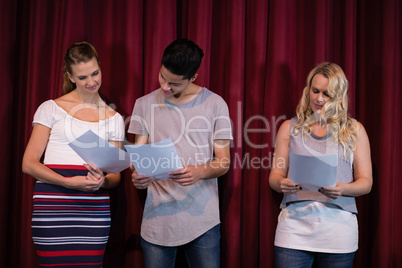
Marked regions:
[68,130,131,174]
[289,152,338,192]
[124,138,183,180]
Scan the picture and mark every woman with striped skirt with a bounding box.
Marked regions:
[22,42,124,267]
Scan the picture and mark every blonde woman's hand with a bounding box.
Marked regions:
[280,178,302,195]
[318,184,343,199]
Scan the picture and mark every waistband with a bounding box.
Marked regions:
[45,164,88,177]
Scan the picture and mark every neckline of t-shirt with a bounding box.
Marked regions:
[163,87,206,107]
[310,132,331,140]
[50,100,118,124]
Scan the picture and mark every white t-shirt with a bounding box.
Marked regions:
[33,100,125,165]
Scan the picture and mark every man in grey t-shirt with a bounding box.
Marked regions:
[128,39,232,268]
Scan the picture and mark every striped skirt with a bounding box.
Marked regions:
[32,165,111,267]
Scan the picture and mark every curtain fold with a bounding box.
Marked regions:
[2,0,401,267]
[0,0,17,267]
[356,1,401,267]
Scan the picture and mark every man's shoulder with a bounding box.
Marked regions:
[136,89,160,103]
[201,88,227,104]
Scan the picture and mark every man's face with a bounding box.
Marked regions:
[158,65,191,100]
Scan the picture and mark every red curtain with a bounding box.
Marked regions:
[2,0,401,267]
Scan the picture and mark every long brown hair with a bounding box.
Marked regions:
[62,42,100,94]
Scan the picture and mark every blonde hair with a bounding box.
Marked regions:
[62,41,100,94]
[293,62,358,157]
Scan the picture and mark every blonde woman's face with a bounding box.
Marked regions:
[309,74,330,113]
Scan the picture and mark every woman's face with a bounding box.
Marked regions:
[68,57,102,94]
[309,73,330,113]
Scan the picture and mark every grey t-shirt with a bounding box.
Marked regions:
[128,88,233,246]
[281,117,357,213]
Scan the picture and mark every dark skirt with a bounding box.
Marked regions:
[32,165,110,267]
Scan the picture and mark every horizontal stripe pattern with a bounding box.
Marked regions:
[32,165,110,268]
[37,250,105,257]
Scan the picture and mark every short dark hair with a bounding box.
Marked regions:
[161,39,204,80]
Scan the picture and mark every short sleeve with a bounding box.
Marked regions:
[33,100,56,128]
[128,98,148,135]
[108,113,125,141]
[213,97,233,140]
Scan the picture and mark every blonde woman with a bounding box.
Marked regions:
[269,62,372,268]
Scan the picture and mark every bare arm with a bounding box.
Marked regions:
[320,122,373,198]
[22,124,66,185]
[346,122,373,195]
[350,123,373,194]
[22,124,104,192]
[269,120,301,194]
